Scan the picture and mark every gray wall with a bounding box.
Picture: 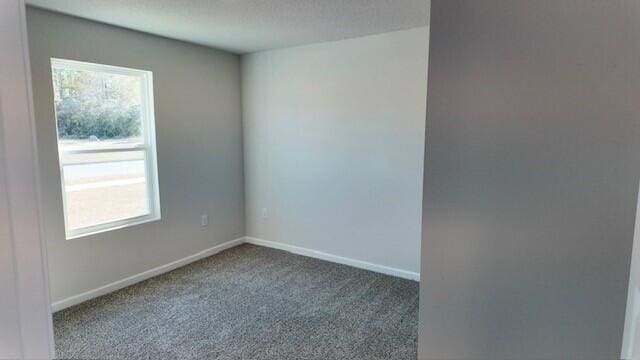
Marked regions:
[27,7,245,303]
[242,28,429,274]
[419,1,640,359]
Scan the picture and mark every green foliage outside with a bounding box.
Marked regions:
[53,68,142,139]
[55,99,141,139]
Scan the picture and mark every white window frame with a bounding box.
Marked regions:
[51,58,161,240]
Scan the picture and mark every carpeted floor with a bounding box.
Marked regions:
[54,244,419,359]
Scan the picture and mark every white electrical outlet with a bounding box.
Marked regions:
[201,214,209,227]
[261,208,268,219]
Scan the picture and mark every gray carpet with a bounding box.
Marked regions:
[54,244,419,359]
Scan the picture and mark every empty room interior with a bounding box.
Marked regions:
[21,1,428,359]
[2,0,640,359]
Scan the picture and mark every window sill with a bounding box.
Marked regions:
[65,214,161,240]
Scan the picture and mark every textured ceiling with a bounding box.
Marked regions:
[26,0,430,54]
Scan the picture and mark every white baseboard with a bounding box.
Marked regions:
[52,235,419,311]
[51,237,245,312]
[244,237,420,281]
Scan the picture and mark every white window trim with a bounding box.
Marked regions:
[50,58,161,240]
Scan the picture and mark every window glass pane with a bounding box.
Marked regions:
[52,67,143,147]
[62,157,149,230]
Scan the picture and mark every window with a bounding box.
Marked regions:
[51,59,160,239]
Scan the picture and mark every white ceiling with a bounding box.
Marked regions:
[26,0,430,54]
